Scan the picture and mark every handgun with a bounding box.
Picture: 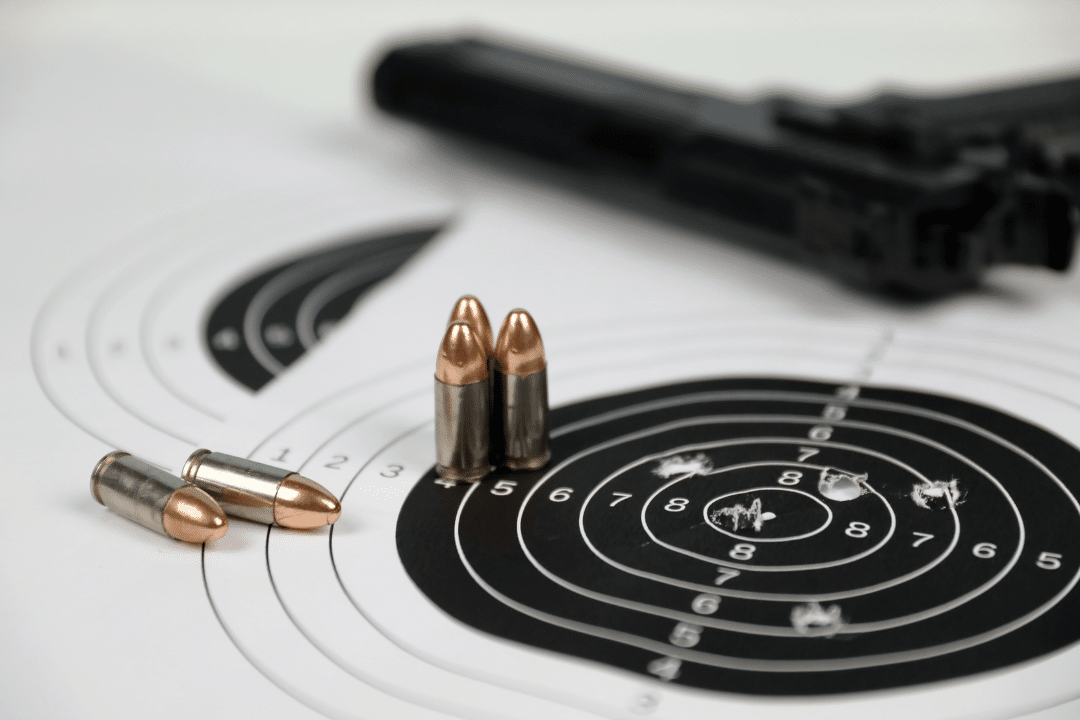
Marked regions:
[371,35,1078,296]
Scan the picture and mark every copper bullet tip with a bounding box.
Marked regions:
[162,485,229,544]
[436,321,489,385]
[495,309,546,376]
[273,475,342,529]
[448,295,494,356]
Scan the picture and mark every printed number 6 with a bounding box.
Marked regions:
[973,542,997,559]
[549,487,573,502]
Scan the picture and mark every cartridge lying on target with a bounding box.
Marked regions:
[92,451,228,544]
[182,450,341,529]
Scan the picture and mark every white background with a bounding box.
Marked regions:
[2,1,1080,718]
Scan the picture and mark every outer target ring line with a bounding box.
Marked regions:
[471,474,1065,673]
[484,388,1071,669]
[214,373,1080,698]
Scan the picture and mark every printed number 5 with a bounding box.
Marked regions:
[1037,552,1063,570]
[490,480,518,496]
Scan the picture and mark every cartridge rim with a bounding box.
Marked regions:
[181,448,213,484]
[503,452,551,471]
[435,463,493,482]
[90,450,130,506]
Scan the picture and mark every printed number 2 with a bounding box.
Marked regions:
[324,455,348,469]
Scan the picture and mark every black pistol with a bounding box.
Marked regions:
[371,35,1078,296]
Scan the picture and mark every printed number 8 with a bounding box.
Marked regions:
[729,543,756,561]
[778,470,802,486]
[845,521,870,538]
[665,498,689,512]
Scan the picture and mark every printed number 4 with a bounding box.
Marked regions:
[647,657,681,682]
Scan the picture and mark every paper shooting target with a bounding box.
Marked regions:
[398,377,1080,696]
[30,182,1080,719]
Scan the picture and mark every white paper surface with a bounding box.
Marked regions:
[4,2,1080,718]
